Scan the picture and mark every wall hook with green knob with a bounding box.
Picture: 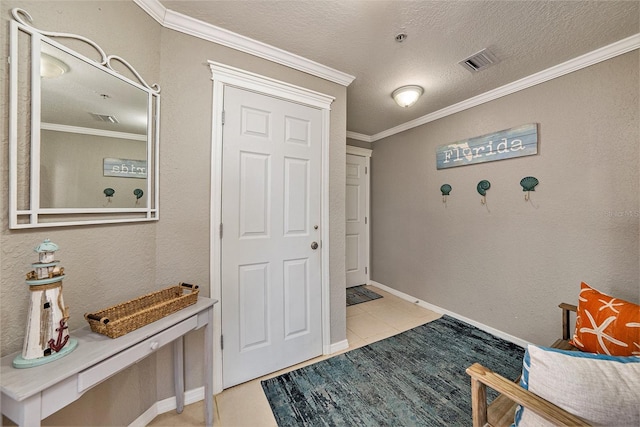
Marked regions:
[477,180,490,205]
[520,176,539,201]
[440,184,452,205]
[133,188,144,205]
[103,188,115,207]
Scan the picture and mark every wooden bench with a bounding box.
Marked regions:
[466,303,591,427]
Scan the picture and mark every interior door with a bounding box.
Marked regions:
[221,85,323,388]
[345,153,369,287]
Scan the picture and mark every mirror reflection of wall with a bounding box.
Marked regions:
[40,131,147,208]
[39,41,150,209]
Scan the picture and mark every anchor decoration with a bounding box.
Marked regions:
[48,319,70,352]
[13,239,78,368]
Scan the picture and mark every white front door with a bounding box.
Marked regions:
[345,151,369,287]
[221,85,323,388]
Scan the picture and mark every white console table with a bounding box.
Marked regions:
[1,297,216,426]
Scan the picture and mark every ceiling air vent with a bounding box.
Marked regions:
[90,113,119,124]
[459,48,498,72]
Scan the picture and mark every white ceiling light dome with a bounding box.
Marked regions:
[392,85,423,108]
[40,53,69,79]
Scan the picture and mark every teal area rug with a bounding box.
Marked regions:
[346,285,382,306]
[261,315,524,426]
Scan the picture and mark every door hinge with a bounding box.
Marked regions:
[220,335,224,350]
[365,216,367,225]
[365,166,368,174]
[219,223,223,238]
[365,267,368,274]
[221,110,225,125]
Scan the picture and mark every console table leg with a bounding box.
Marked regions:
[204,306,214,426]
[17,395,41,427]
[174,336,185,414]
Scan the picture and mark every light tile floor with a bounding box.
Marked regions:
[148,285,441,426]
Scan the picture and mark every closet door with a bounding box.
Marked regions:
[346,150,370,287]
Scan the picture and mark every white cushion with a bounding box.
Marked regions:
[514,345,640,426]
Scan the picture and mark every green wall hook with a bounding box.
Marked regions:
[440,184,452,205]
[520,176,539,201]
[477,180,490,205]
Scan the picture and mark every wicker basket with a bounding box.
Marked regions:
[84,283,199,338]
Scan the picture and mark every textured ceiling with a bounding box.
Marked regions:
[160,0,639,137]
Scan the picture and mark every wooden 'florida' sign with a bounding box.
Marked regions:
[436,123,538,169]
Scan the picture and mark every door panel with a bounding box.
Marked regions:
[222,86,322,387]
[239,152,270,237]
[285,116,311,146]
[283,258,309,337]
[346,234,360,273]
[241,107,270,137]
[284,157,309,235]
[238,262,270,350]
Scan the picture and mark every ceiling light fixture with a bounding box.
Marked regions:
[392,85,423,108]
[40,53,69,79]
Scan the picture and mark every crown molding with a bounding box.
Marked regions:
[41,123,146,141]
[346,131,373,143]
[369,33,640,142]
[133,0,165,23]
[133,0,355,87]
[133,0,637,141]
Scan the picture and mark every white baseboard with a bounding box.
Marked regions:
[328,339,349,354]
[128,387,205,427]
[369,280,530,349]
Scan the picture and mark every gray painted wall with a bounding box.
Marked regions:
[40,132,147,208]
[371,51,640,347]
[1,1,347,425]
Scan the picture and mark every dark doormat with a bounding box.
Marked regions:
[346,285,383,306]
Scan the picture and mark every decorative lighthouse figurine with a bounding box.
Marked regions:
[13,239,78,368]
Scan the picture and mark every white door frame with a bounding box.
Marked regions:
[208,61,334,393]
[346,146,372,286]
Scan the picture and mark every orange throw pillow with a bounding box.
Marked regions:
[572,282,640,356]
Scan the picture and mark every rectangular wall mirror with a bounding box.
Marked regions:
[9,9,160,228]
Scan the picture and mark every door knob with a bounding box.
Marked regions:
[311,242,319,250]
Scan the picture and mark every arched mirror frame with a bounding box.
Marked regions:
[9,8,160,228]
